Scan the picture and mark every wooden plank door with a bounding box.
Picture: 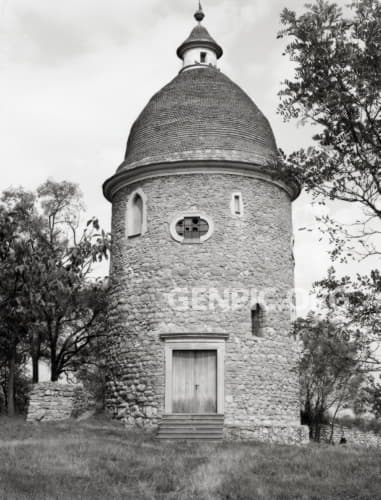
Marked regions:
[195,350,217,413]
[172,351,196,413]
[172,350,217,413]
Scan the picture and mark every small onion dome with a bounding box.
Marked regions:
[177,24,223,60]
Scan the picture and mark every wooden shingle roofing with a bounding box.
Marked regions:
[120,67,278,172]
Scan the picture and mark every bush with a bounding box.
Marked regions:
[335,416,381,435]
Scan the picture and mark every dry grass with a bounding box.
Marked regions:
[0,416,380,500]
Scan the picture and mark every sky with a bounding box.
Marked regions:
[1,0,379,315]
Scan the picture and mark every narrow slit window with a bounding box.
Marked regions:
[200,52,207,63]
[231,192,243,216]
[234,195,241,215]
[251,304,264,337]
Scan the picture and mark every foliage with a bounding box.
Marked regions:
[0,179,111,386]
[313,266,381,363]
[278,0,381,261]
[0,203,36,414]
[73,329,109,409]
[294,313,364,441]
[297,268,381,437]
[0,360,30,415]
[0,353,30,415]
[0,364,30,415]
[335,414,381,435]
[356,375,381,418]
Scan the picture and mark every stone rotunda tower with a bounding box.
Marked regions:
[103,6,307,443]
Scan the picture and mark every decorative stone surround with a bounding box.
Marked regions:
[169,211,214,244]
[160,332,228,415]
[27,382,94,422]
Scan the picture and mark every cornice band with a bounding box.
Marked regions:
[103,161,301,202]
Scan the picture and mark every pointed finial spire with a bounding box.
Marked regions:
[194,2,205,23]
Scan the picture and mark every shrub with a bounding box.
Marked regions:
[335,416,381,435]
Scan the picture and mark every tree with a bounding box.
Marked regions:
[0,352,30,416]
[0,180,110,384]
[0,206,33,414]
[278,0,381,261]
[0,188,46,383]
[313,266,381,364]
[72,313,109,409]
[294,313,364,441]
[361,376,381,418]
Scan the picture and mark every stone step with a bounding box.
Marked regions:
[157,430,223,436]
[160,424,223,431]
[159,420,224,424]
[157,435,222,441]
[157,434,222,439]
[163,414,224,419]
[159,421,224,426]
[158,426,222,432]
[162,417,224,423]
[157,414,224,441]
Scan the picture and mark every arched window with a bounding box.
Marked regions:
[127,189,147,238]
[251,303,264,337]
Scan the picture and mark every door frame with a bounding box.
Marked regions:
[160,333,229,414]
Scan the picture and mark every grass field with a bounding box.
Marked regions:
[0,416,380,500]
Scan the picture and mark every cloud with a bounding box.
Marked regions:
[1,0,372,311]
[3,0,183,65]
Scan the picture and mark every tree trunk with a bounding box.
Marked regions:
[32,356,39,384]
[50,351,60,382]
[1,380,8,410]
[49,321,61,382]
[315,421,321,442]
[31,331,40,383]
[329,420,335,444]
[7,345,16,417]
[50,355,59,382]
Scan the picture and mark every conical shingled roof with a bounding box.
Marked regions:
[118,67,278,172]
[177,25,223,59]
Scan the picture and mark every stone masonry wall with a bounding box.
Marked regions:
[224,424,309,445]
[321,424,381,448]
[27,382,93,422]
[105,172,301,433]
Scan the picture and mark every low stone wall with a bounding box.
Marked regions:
[224,424,309,445]
[27,382,94,422]
[321,424,381,448]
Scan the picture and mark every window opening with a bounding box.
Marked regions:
[175,216,209,241]
[129,193,143,237]
[251,304,264,337]
[234,195,241,215]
